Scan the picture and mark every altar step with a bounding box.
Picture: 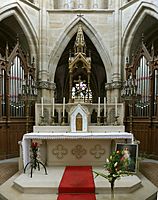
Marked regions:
[13,166,142,194]
[0,167,157,200]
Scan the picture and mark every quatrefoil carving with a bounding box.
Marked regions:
[90,144,105,159]
[52,144,68,159]
[71,144,86,159]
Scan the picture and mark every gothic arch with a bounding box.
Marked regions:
[122,2,158,76]
[48,17,112,82]
[0,2,38,61]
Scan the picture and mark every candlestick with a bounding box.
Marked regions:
[104,97,106,117]
[98,97,100,117]
[115,96,117,117]
[41,97,43,117]
[63,97,65,117]
[52,97,54,117]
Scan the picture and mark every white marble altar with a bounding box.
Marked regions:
[22,132,133,167]
[21,103,133,167]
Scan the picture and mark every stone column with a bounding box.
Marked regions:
[38,0,49,99]
[105,83,112,103]
[111,0,122,100]
[38,81,56,104]
[77,0,84,8]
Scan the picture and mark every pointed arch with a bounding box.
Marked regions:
[0,2,38,60]
[48,17,112,82]
[122,2,158,69]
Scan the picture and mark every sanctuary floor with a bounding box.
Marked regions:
[0,158,157,200]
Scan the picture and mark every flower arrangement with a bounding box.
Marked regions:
[24,141,48,178]
[94,149,132,196]
[30,142,39,169]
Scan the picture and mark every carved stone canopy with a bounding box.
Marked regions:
[74,23,86,55]
[69,23,91,73]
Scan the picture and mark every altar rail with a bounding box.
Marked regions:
[35,102,124,126]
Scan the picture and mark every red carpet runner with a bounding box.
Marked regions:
[57,166,96,200]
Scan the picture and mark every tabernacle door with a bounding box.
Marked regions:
[76,113,82,131]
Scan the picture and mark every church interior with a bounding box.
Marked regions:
[0,0,158,200]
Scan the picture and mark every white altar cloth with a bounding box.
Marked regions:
[22,132,133,166]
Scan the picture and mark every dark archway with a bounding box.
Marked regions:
[0,15,30,59]
[54,32,107,103]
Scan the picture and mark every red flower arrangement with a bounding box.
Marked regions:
[30,142,39,168]
[94,149,132,197]
[24,141,48,178]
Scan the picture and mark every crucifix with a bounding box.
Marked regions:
[77,13,84,18]
[74,75,86,98]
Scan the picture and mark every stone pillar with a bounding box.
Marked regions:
[105,81,121,103]
[111,0,122,99]
[108,0,124,9]
[65,0,75,9]
[105,83,112,103]
[38,0,49,99]
[38,81,56,103]
[76,0,84,8]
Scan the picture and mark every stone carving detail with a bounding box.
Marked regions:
[71,144,86,159]
[49,82,56,91]
[38,81,49,89]
[52,144,68,159]
[90,144,105,159]
[38,81,56,90]
[105,81,121,90]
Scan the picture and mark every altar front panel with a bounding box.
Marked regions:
[46,139,124,166]
[22,132,133,167]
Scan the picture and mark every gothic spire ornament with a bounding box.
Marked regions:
[74,23,86,55]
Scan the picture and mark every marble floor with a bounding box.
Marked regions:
[0,158,157,200]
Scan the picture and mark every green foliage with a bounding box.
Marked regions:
[94,150,132,187]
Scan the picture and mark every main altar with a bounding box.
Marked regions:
[21,23,134,168]
[1,21,157,200]
[21,101,133,168]
[19,23,136,196]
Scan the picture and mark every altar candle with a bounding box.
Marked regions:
[63,97,65,117]
[115,97,117,117]
[41,97,43,117]
[104,97,106,117]
[98,97,100,117]
[52,97,54,117]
